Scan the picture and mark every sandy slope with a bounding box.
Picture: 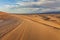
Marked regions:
[0,13,60,40]
[0,12,22,39]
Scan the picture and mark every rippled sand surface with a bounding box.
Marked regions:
[0,12,60,40]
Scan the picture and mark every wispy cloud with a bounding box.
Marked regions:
[0,0,60,13]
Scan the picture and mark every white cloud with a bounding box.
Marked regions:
[0,0,60,13]
[16,0,45,6]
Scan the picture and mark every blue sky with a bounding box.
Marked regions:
[0,0,60,14]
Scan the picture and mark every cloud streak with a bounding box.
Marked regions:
[0,0,60,13]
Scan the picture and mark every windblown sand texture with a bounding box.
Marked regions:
[0,12,60,40]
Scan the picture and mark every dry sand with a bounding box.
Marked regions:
[0,12,60,40]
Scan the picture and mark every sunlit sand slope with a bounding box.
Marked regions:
[0,12,22,40]
[0,13,60,40]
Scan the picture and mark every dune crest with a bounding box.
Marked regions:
[0,11,11,20]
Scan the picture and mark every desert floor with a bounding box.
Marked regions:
[0,14,60,40]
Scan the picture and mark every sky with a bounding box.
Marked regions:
[0,0,60,14]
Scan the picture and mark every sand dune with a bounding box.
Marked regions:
[0,12,22,39]
[0,12,60,40]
